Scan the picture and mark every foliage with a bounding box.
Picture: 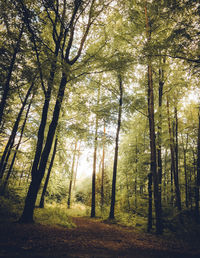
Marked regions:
[0,0,200,236]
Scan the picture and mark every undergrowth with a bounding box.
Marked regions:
[0,195,74,228]
[35,204,75,228]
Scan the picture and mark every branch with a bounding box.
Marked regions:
[68,0,96,65]
[16,0,47,96]
[150,54,200,64]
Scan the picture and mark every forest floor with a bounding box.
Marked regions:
[0,216,200,258]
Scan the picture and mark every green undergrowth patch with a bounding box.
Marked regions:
[0,196,74,228]
[35,204,75,228]
[66,203,90,217]
[114,211,147,232]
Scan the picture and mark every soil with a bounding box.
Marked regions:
[0,216,199,258]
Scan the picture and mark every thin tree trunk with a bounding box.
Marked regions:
[147,64,162,234]
[101,123,106,214]
[39,137,58,208]
[166,97,181,211]
[163,149,168,203]
[195,108,200,222]
[109,74,123,220]
[73,143,81,190]
[68,141,77,209]
[0,24,24,125]
[182,133,189,208]
[135,137,138,209]
[91,87,100,218]
[174,106,182,210]
[147,172,152,232]
[183,148,188,208]
[145,5,162,234]
[0,81,34,179]
[157,61,165,185]
[0,94,33,195]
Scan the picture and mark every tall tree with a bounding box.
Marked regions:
[39,136,58,208]
[195,106,200,222]
[19,0,109,223]
[109,73,123,219]
[0,80,35,179]
[101,122,106,214]
[145,3,163,234]
[0,92,34,195]
[91,86,100,218]
[68,140,78,209]
[0,21,24,126]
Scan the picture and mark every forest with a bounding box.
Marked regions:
[0,0,200,257]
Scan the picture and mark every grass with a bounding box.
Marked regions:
[0,196,74,228]
[65,203,90,217]
[34,203,75,228]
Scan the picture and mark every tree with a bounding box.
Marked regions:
[91,86,100,218]
[109,73,123,219]
[0,80,35,179]
[39,136,58,208]
[67,140,78,209]
[19,0,111,223]
[145,3,163,234]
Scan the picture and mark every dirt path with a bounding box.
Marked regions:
[0,217,199,257]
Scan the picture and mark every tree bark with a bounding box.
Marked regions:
[39,137,58,208]
[174,106,182,210]
[145,4,163,234]
[19,72,67,223]
[181,133,189,208]
[73,143,81,190]
[147,63,162,234]
[166,97,181,211]
[0,81,34,179]
[109,74,123,220]
[1,93,33,195]
[101,123,106,215]
[67,141,77,209]
[0,24,24,126]
[91,87,100,218]
[157,62,165,185]
[195,107,200,222]
[147,172,152,232]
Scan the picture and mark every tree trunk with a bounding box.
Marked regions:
[109,74,123,220]
[39,137,58,208]
[101,123,106,214]
[0,24,24,126]
[91,87,100,218]
[174,106,182,210]
[135,137,138,209]
[147,172,153,232]
[68,141,77,209]
[157,62,165,185]
[73,143,81,190]
[19,73,67,223]
[0,81,34,179]
[182,133,189,208]
[183,148,188,208]
[1,94,33,195]
[145,5,162,234]
[147,64,162,234]
[167,98,181,211]
[195,108,200,222]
